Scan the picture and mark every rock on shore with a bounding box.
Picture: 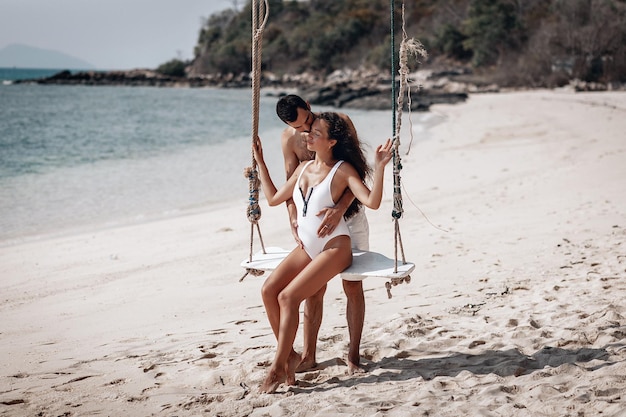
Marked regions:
[16,66,480,110]
[16,65,620,110]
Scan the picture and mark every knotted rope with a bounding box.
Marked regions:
[390,0,405,274]
[387,2,426,296]
[241,0,269,282]
[395,4,427,156]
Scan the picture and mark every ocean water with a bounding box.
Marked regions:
[0,73,433,243]
[0,82,287,242]
[0,67,75,82]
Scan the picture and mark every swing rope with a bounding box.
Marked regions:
[396,5,427,156]
[390,0,406,274]
[241,0,269,282]
[388,1,426,292]
[241,0,420,293]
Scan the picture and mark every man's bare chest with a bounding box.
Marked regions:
[293,135,314,163]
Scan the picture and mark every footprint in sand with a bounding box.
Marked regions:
[319,333,343,343]
[1,399,26,406]
[507,318,519,327]
[105,378,126,386]
[468,340,486,349]
[233,319,258,325]
[143,364,165,378]
[199,342,228,351]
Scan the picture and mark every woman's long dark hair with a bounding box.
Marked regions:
[318,112,371,219]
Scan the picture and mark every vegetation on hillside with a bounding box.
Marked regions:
[188,0,626,87]
[156,59,188,77]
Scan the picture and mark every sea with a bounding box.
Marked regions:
[0,68,434,244]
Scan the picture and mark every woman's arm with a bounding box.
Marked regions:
[344,139,393,209]
[252,136,299,207]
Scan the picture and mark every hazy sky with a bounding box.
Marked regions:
[0,0,238,70]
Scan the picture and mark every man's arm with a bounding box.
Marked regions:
[316,189,355,237]
[281,129,303,246]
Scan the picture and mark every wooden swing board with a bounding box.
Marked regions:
[241,247,415,282]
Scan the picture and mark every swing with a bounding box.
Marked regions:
[241,0,422,297]
[241,246,414,282]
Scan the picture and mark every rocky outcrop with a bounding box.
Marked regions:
[16,69,170,87]
[292,67,490,110]
[14,66,508,110]
[14,69,254,88]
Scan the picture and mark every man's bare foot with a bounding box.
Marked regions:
[287,351,300,385]
[295,355,317,373]
[347,357,365,375]
[260,368,286,394]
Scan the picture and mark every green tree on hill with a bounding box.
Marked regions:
[463,0,523,67]
[182,0,626,86]
[156,59,187,77]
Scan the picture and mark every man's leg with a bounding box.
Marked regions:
[343,279,365,374]
[297,283,327,371]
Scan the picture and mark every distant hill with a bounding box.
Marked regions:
[0,44,95,70]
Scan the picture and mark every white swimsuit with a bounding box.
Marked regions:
[294,160,350,259]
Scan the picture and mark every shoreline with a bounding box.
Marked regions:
[8,66,625,114]
[1,90,625,416]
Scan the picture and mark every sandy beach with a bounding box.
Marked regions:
[1,89,625,416]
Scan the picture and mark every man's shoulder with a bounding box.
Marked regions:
[281,127,302,149]
[281,127,304,168]
[281,126,298,142]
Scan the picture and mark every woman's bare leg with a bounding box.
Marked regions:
[260,247,310,387]
[261,247,311,340]
[261,237,352,393]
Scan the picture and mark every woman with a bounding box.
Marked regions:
[252,112,392,393]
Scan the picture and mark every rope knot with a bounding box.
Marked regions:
[245,166,261,223]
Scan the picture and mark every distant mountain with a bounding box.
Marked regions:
[0,44,95,70]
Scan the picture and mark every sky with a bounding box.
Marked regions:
[0,0,238,70]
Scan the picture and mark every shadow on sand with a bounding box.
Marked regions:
[291,346,613,393]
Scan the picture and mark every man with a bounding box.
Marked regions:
[275,94,369,374]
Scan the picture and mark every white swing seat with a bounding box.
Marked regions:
[241,247,415,282]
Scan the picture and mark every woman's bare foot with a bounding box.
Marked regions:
[260,367,286,394]
[287,351,301,385]
[295,355,317,373]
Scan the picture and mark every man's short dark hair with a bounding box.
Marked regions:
[276,94,308,123]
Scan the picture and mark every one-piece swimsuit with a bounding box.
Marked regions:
[293,160,350,259]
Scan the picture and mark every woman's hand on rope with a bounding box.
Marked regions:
[375,138,393,169]
[252,135,265,164]
[316,206,343,238]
